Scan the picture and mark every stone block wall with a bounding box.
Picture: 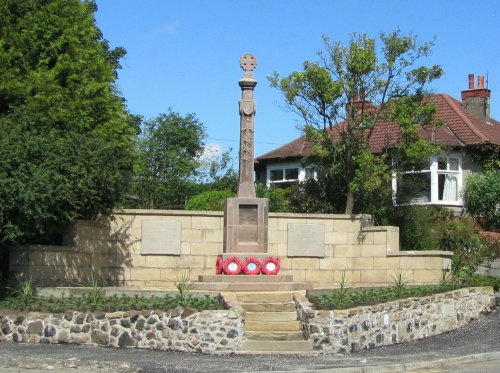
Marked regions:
[294,286,496,353]
[9,210,453,289]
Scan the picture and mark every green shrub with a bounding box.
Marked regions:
[186,190,235,211]
[0,292,223,313]
[467,274,500,291]
[439,218,495,278]
[464,170,500,230]
[256,184,292,212]
[390,205,451,250]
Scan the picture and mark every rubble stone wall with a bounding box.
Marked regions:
[0,307,244,354]
[294,286,496,353]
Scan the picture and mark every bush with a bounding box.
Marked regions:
[464,170,500,230]
[439,218,495,278]
[186,190,235,211]
[256,184,292,212]
[390,205,451,251]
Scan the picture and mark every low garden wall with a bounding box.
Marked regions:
[0,306,244,354]
[9,210,453,289]
[294,286,496,353]
[0,287,496,354]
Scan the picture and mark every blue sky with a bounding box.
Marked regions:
[94,0,500,160]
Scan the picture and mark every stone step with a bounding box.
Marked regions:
[241,302,296,312]
[238,340,314,353]
[246,320,301,332]
[236,291,294,303]
[245,331,306,341]
[198,275,293,283]
[194,282,312,292]
[245,312,297,322]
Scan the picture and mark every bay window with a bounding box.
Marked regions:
[393,153,463,206]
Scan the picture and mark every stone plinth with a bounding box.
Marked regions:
[224,197,268,253]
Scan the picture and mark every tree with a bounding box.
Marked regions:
[0,0,137,247]
[269,30,443,214]
[131,110,206,209]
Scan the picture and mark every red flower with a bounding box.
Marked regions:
[215,256,223,275]
[261,257,280,275]
[223,257,243,275]
[242,257,261,275]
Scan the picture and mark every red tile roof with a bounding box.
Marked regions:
[256,93,500,162]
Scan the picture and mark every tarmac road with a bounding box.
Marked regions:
[0,308,499,373]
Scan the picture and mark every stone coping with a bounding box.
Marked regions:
[387,250,453,257]
[112,209,372,221]
[112,209,224,217]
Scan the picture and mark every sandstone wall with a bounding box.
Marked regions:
[9,210,452,289]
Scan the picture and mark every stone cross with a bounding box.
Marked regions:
[223,54,268,254]
[238,54,258,198]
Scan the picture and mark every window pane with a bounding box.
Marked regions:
[285,168,299,180]
[438,157,447,170]
[449,158,459,171]
[439,173,458,201]
[396,172,431,204]
[270,169,283,181]
[305,167,316,179]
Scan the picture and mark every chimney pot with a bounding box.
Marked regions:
[478,75,485,89]
[468,74,475,89]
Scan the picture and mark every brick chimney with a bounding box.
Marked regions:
[346,90,373,117]
[461,74,491,121]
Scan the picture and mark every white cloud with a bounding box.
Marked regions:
[199,143,224,166]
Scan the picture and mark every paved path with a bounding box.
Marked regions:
[1,309,499,373]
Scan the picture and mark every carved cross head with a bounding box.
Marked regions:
[240,54,257,76]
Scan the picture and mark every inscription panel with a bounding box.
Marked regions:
[239,204,258,225]
[141,221,181,255]
[288,224,325,257]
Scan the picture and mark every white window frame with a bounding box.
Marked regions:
[392,153,463,206]
[266,162,315,186]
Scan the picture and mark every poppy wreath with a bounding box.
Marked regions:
[215,256,224,275]
[261,257,280,275]
[242,257,261,275]
[223,256,243,275]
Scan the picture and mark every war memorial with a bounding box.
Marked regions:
[4,55,495,354]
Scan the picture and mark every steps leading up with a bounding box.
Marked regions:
[244,330,306,341]
[226,291,314,353]
[238,340,315,353]
[245,311,297,322]
[196,275,312,292]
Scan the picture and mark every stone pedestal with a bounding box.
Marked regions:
[224,197,268,253]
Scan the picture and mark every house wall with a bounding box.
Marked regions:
[9,210,452,290]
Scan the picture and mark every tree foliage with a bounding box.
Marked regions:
[269,30,443,214]
[0,0,137,246]
[186,190,235,211]
[464,170,500,231]
[130,110,206,209]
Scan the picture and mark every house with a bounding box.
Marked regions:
[255,74,500,208]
